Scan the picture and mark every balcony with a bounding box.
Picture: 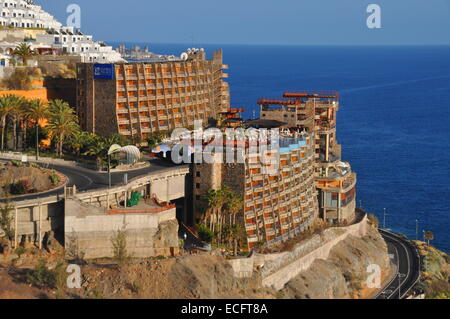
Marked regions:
[116,108,129,114]
[265,229,275,236]
[117,118,129,125]
[245,211,255,219]
[247,235,258,243]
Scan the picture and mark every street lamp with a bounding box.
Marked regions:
[398,273,406,299]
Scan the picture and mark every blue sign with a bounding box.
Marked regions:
[93,63,115,80]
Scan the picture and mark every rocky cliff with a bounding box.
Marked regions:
[281,226,390,299]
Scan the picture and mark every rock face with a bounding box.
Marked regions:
[282,226,390,299]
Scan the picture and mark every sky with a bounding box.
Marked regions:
[37,0,450,45]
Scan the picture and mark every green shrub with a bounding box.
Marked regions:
[10,180,32,195]
[14,246,26,258]
[49,172,60,186]
[27,259,57,289]
[111,224,130,267]
[27,259,67,290]
[11,160,23,167]
[367,214,380,228]
[0,198,14,240]
[198,224,214,243]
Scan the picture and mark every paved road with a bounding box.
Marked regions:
[375,229,421,299]
[0,157,188,202]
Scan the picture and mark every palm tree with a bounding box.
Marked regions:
[201,189,223,233]
[424,231,434,245]
[7,95,26,150]
[25,99,48,160]
[67,131,94,156]
[0,95,15,150]
[21,99,32,150]
[147,133,163,153]
[84,136,108,170]
[201,185,238,244]
[47,100,79,157]
[224,190,243,226]
[12,43,36,65]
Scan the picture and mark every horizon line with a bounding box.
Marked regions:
[103,41,450,47]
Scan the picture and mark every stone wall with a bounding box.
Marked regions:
[0,28,46,43]
[228,214,369,290]
[64,198,179,259]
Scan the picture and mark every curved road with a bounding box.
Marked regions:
[0,157,188,202]
[375,229,421,299]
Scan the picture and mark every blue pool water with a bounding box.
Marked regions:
[112,43,450,252]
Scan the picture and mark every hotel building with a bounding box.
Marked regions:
[192,131,319,249]
[76,49,230,140]
[258,91,357,223]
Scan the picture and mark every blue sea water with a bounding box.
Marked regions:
[112,43,450,253]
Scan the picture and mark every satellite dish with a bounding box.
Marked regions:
[180,52,188,61]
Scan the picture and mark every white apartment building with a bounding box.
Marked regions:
[0,0,123,63]
[0,0,61,29]
[36,26,124,63]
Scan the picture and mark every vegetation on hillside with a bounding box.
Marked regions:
[415,241,450,299]
[111,223,131,267]
[0,197,14,241]
[1,67,43,90]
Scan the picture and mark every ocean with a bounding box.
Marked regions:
[111,43,450,253]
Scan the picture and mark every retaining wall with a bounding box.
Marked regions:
[65,198,179,259]
[228,214,369,290]
[0,156,189,250]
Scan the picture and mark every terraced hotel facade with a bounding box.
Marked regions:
[76,49,230,140]
[193,133,319,249]
[258,92,357,224]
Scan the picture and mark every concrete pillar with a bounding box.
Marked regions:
[149,182,154,198]
[325,134,330,162]
[38,203,42,249]
[14,206,18,249]
[337,193,341,223]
